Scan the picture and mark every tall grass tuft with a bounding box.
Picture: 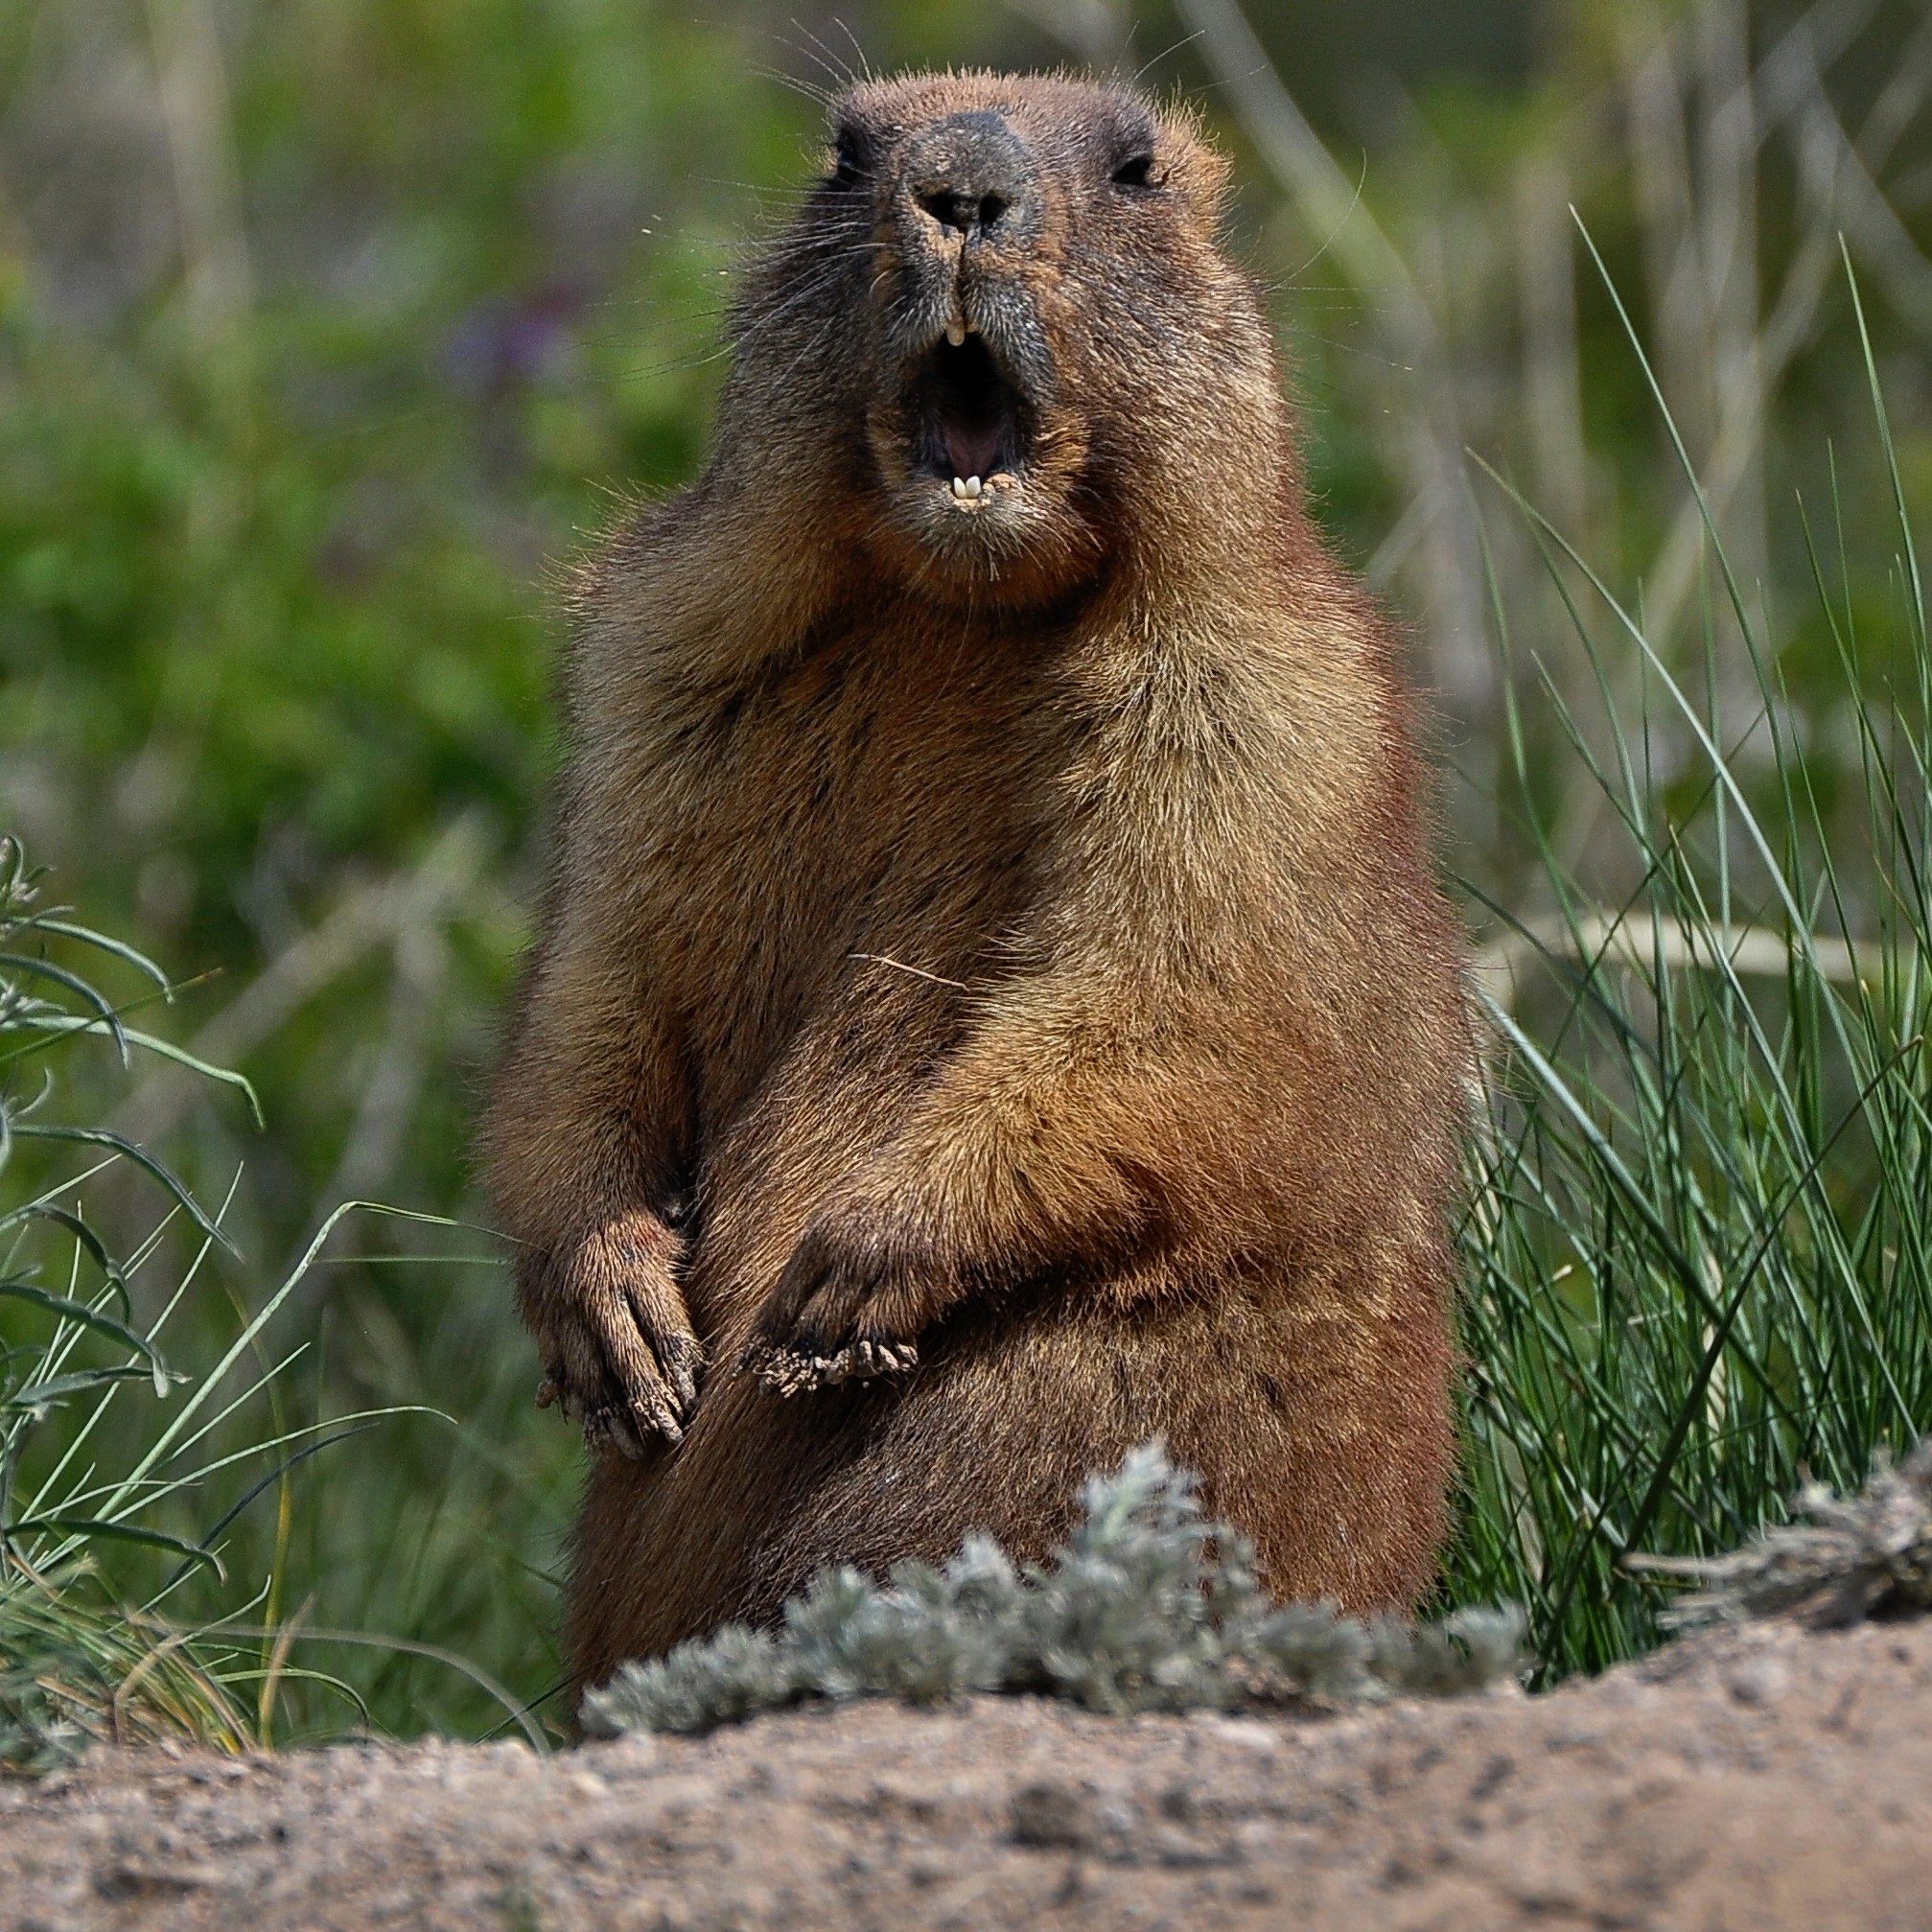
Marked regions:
[1449,263,1932,1681]
[0,840,528,1767]
[1,837,251,1766]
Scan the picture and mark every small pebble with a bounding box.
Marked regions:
[1724,1657,1789,1708]
[1009,1781,1096,1850]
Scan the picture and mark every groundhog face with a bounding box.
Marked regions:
[732,73,1261,609]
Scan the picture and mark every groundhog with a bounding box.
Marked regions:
[482,71,1471,1695]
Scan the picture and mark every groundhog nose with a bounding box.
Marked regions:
[907,111,1035,241]
[918,184,1013,236]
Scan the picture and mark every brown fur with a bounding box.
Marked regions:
[481,72,1471,1694]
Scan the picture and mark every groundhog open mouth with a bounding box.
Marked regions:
[911,331,1030,508]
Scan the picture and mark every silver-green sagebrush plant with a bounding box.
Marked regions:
[581,1445,1528,1737]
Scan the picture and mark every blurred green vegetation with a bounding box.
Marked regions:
[2,0,1929,1739]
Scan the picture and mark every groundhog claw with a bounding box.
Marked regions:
[551,1358,693,1455]
[746,1333,920,1395]
[656,1328,703,1411]
[580,1404,633,1456]
[521,1221,704,1457]
[744,1205,953,1393]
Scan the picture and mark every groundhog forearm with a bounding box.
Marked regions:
[842,1045,1194,1274]
[485,968,682,1248]
[484,917,701,1449]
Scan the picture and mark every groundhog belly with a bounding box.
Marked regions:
[566,1274,1453,1687]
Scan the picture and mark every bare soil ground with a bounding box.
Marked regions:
[3,1616,1929,1932]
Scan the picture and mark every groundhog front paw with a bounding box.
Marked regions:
[741,1207,953,1395]
[524,1215,701,1455]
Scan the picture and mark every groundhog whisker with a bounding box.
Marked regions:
[782,17,870,90]
[758,75,840,111]
[730,285,852,350]
[736,248,873,304]
[766,30,854,95]
[740,249,877,297]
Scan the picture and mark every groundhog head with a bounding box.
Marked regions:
[724,73,1279,610]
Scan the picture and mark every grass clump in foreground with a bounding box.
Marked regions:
[0,837,255,1771]
[582,1444,1527,1738]
[0,838,542,1772]
[1447,258,1932,1682]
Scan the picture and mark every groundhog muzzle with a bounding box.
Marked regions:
[482,72,1472,1692]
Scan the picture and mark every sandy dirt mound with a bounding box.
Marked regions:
[2,1616,1928,1931]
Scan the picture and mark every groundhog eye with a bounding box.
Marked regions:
[831,138,864,187]
[1110,152,1168,190]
